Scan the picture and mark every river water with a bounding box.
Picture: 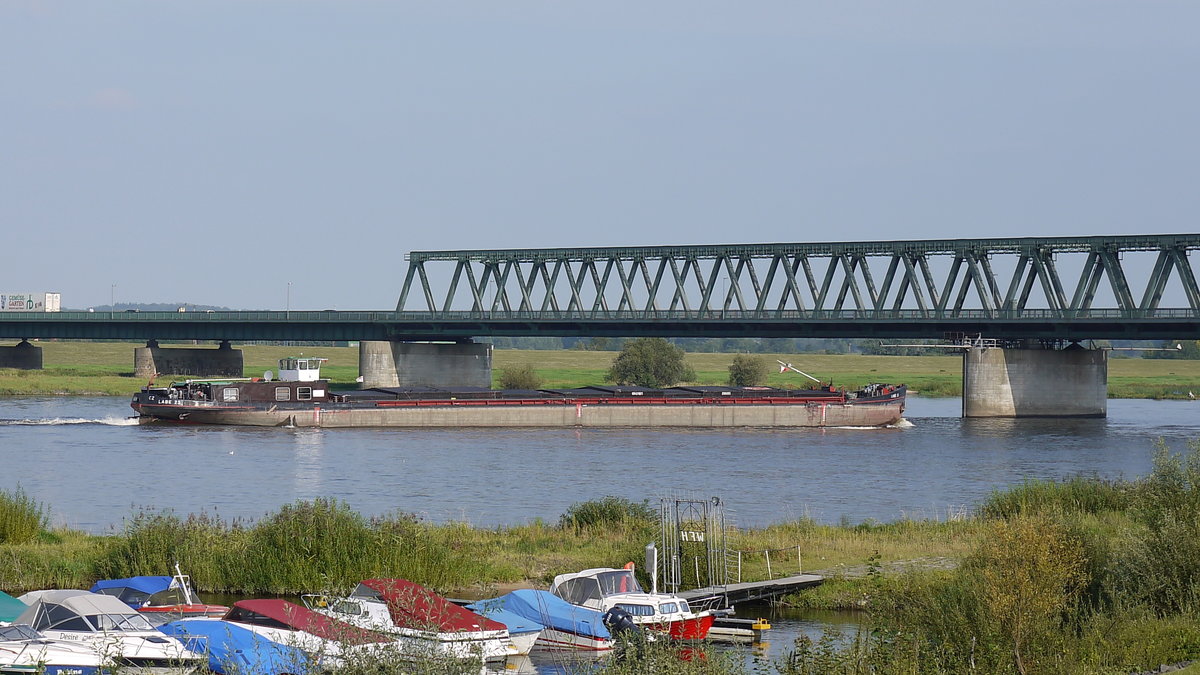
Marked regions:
[1,395,1197,533]
[2,395,1198,671]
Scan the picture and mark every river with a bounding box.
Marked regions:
[2,394,1198,671]
[1,395,1196,533]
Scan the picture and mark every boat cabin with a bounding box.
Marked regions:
[278,357,327,383]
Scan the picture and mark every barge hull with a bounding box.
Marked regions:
[133,397,905,428]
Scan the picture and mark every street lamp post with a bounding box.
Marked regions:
[110,284,116,318]
[287,281,292,319]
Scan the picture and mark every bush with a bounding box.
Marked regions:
[498,364,543,390]
[605,338,695,387]
[727,354,767,386]
[559,496,656,532]
[0,487,48,544]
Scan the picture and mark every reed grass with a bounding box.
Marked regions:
[0,487,49,544]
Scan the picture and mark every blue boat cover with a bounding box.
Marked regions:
[0,590,26,623]
[465,600,543,637]
[481,589,610,640]
[160,619,314,675]
[90,576,172,596]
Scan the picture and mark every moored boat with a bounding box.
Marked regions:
[131,357,906,428]
[0,623,107,675]
[12,590,207,673]
[158,617,315,675]
[550,567,714,640]
[471,590,614,652]
[91,566,229,623]
[301,579,517,662]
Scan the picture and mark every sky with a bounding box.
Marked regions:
[3,1,1198,310]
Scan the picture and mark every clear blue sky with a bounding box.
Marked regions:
[3,1,1197,310]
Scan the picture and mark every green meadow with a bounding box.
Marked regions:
[2,340,1198,398]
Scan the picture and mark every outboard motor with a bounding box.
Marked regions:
[602,607,641,636]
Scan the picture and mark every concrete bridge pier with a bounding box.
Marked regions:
[133,340,244,379]
[0,340,43,370]
[962,343,1107,418]
[359,340,492,388]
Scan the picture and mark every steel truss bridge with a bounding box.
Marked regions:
[2,234,1199,342]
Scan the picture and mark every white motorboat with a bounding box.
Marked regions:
[13,590,206,673]
[0,623,106,675]
[550,566,715,640]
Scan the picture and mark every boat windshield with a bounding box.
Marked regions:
[86,612,156,632]
[0,624,42,641]
[595,570,644,596]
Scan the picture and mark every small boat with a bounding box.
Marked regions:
[90,565,229,623]
[159,617,315,675]
[550,567,715,640]
[12,590,206,673]
[474,589,614,651]
[222,598,391,663]
[0,623,106,675]
[302,578,517,661]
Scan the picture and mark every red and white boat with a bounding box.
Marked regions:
[302,578,518,661]
[550,566,714,640]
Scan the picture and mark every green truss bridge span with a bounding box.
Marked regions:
[3,234,1200,342]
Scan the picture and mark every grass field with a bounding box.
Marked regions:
[1,340,1198,398]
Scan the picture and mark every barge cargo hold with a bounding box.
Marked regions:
[131,358,906,429]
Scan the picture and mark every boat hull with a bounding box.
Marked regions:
[132,393,905,429]
[645,614,715,640]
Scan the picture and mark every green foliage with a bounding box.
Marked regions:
[726,354,768,386]
[559,496,656,532]
[605,337,696,387]
[1112,439,1200,615]
[978,476,1133,520]
[0,487,48,544]
[597,630,741,674]
[497,363,544,390]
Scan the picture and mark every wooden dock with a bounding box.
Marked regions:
[677,573,824,606]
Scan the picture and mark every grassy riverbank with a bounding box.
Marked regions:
[5,439,1200,674]
[2,341,1198,398]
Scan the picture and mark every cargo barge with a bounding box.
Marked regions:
[131,357,906,428]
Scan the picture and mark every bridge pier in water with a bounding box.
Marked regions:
[962,343,1107,418]
[359,340,492,389]
[0,340,43,370]
[133,340,244,379]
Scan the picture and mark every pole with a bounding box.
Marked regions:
[110,284,115,318]
[765,550,772,579]
[287,281,291,319]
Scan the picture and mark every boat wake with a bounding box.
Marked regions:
[892,418,916,428]
[0,416,140,427]
[824,418,914,430]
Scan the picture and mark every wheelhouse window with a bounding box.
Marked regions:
[297,387,313,401]
[223,387,239,402]
[275,387,291,401]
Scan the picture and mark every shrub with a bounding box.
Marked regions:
[498,363,543,390]
[979,476,1132,520]
[0,487,48,544]
[559,496,656,532]
[727,354,767,386]
[606,338,695,387]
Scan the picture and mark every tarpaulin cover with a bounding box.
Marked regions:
[358,578,505,633]
[0,590,26,623]
[481,590,610,640]
[90,576,172,597]
[160,618,313,675]
[464,600,543,637]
